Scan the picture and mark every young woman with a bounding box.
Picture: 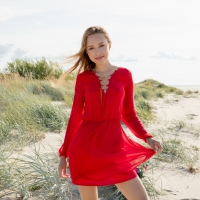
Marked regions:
[58,26,162,200]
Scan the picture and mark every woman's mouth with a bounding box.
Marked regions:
[95,56,103,60]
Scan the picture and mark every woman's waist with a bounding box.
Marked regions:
[81,117,121,122]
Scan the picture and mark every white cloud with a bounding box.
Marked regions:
[0,44,27,59]
[151,52,198,60]
[37,22,42,25]
[12,48,27,59]
[0,44,14,58]
[151,52,182,60]
[110,54,138,62]
[0,44,28,71]
[180,56,198,61]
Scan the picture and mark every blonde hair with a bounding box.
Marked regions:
[58,26,112,84]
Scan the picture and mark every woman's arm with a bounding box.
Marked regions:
[58,73,85,158]
[121,70,153,143]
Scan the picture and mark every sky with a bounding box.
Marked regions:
[0,0,200,85]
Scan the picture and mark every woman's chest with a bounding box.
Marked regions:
[84,77,125,100]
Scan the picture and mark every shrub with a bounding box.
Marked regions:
[5,57,63,80]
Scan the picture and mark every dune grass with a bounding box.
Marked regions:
[133,79,186,124]
[27,82,65,101]
[0,146,73,199]
[151,119,200,173]
[136,79,184,95]
[0,75,72,149]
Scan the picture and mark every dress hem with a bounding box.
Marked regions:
[71,173,138,186]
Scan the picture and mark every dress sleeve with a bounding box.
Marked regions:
[58,73,85,158]
[121,70,153,142]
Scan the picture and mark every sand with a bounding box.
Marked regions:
[148,89,200,199]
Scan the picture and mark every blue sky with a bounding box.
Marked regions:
[0,0,200,85]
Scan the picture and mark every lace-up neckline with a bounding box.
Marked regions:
[92,67,119,94]
[92,67,120,106]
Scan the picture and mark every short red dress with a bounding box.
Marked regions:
[58,67,155,186]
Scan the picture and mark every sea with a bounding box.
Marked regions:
[170,85,200,91]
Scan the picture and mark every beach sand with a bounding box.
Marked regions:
[149,88,200,199]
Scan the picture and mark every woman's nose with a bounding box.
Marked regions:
[95,48,101,55]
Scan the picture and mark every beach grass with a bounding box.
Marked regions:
[0,75,71,149]
[0,146,73,199]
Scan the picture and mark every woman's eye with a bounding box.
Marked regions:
[88,45,104,50]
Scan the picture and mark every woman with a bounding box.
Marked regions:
[58,26,162,200]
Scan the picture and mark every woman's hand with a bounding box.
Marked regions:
[58,156,70,178]
[146,137,162,154]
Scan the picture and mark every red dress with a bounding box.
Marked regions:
[58,67,155,186]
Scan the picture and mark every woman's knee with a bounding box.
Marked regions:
[77,185,98,200]
[115,177,149,200]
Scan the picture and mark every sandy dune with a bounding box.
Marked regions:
[149,89,200,199]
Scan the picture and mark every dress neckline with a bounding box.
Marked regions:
[91,67,121,95]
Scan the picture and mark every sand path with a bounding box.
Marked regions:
[148,90,200,199]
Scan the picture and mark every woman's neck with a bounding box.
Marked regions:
[94,60,114,73]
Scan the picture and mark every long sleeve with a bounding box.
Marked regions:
[121,70,153,142]
[58,73,85,158]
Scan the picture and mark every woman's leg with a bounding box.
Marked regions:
[115,177,149,200]
[77,185,98,200]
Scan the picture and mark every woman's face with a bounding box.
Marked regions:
[86,33,111,65]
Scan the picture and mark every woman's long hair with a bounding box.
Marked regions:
[58,26,112,84]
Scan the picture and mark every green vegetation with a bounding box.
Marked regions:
[157,138,192,163]
[186,90,193,95]
[0,148,72,199]
[0,76,72,148]
[152,121,200,173]
[135,79,183,96]
[134,79,184,124]
[27,82,65,101]
[5,57,63,79]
